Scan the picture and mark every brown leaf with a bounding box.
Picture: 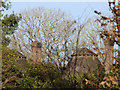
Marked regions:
[101,23,107,26]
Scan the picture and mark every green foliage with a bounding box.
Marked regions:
[0,0,11,16]
[53,72,105,88]
[1,0,22,46]
[86,64,105,84]
[2,45,118,89]
[2,46,23,88]
[14,62,59,88]
[2,45,59,88]
[1,46,106,89]
[2,13,22,46]
[1,44,118,89]
[63,73,86,88]
[2,46,59,88]
[53,63,105,88]
[2,45,19,59]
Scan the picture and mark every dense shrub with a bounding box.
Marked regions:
[2,46,119,88]
[16,62,59,88]
[2,46,59,88]
[53,72,105,88]
[2,45,24,88]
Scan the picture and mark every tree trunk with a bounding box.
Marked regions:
[104,39,114,74]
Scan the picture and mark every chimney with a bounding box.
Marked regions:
[31,41,42,63]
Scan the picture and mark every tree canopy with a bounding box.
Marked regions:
[1,0,22,46]
[9,7,78,68]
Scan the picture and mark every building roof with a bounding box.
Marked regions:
[72,47,98,56]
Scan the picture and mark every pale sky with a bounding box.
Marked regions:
[10,0,108,2]
[5,2,110,20]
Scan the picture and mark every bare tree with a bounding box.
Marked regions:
[93,0,120,73]
[9,7,77,69]
[75,16,117,73]
[73,17,105,62]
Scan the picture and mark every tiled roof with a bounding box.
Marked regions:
[72,47,98,56]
